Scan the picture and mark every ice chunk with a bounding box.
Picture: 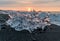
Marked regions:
[6,12,51,33]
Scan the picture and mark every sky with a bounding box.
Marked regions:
[0,0,60,11]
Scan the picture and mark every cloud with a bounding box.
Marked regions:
[29,0,60,7]
[0,0,17,7]
[0,0,17,4]
[0,0,60,8]
[31,0,59,4]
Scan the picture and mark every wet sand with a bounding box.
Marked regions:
[0,24,60,41]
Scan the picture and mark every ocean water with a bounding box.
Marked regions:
[38,12,60,26]
[49,14,60,26]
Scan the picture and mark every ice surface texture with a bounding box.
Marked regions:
[6,12,51,33]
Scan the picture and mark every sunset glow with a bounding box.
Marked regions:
[0,7,60,11]
[28,8,33,12]
[28,8,31,12]
[0,0,60,11]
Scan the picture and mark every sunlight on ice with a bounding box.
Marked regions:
[6,12,51,33]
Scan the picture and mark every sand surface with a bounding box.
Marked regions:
[0,24,60,41]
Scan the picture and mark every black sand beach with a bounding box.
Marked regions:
[0,24,60,41]
[0,13,60,41]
